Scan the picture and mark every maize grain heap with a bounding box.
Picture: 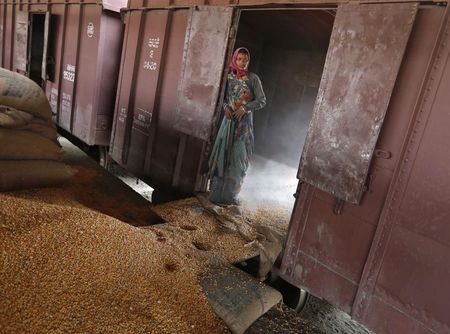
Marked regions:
[151,196,290,271]
[0,68,73,191]
[0,188,290,333]
[0,72,291,332]
[0,193,229,334]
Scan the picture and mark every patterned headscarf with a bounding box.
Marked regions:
[229,47,250,79]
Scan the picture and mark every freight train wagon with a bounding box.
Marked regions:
[110,1,450,333]
[0,0,126,163]
[1,0,449,333]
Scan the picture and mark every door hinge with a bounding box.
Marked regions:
[374,149,392,160]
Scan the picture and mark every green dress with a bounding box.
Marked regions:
[208,71,266,205]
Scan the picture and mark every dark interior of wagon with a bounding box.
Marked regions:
[28,13,46,86]
[232,9,335,208]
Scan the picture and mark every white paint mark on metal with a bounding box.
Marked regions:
[118,107,127,123]
[50,88,58,114]
[144,37,160,71]
[317,223,326,241]
[143,61,157,71]
[61,92,72,114]
[63,64,75,82]
[87,22,94,38]
[148,37,160,49]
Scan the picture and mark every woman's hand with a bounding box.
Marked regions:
[233,107,247,121]
[224,106,233,120]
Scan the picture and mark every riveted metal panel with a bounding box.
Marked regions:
[373,227,450,333]
[352,9,450,333]
[297,196,377,283]
[363,296,436,334]
[282,6,447,330]
[298,3,418,204]
[174,6,234,141]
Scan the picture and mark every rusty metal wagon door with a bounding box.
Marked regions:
[14,11,29,75]
[174,6,236,141]
[281,0,423,329]
[298,3,417,204]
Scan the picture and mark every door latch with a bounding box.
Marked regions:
[374,149,392,160]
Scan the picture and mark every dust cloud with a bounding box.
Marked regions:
[240,154,299,211]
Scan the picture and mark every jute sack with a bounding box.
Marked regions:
[0,107,58,142]
[0,160,74,191]
[0,128,61,160]
[15,118,58,142]
[0,68,52,121]
[0,106,34,127]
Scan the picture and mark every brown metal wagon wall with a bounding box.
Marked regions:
[110,6,200,194]
[110,0,240,194]
[0,0,126,146]
[280,5,450,334]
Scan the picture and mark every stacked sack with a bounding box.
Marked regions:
[0,68,73,191]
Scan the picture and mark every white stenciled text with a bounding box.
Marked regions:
[63,64,76,82]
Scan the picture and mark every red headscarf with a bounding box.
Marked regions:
[229,47,250,79]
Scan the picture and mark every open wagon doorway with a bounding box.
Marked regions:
[28,13,45,86]
[27,12,49,87]
[230,9,335,210]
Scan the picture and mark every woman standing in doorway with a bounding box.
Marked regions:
[209,47,266,206]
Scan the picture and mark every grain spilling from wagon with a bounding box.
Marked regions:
[151,196,290,267]
[0,194,229,334]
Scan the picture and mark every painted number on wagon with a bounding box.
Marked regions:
[143,37,160,71]
[87,22,94,38]
[118,107,127,123]
[63,64,76,82]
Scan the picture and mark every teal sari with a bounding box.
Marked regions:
[208,72,256,205]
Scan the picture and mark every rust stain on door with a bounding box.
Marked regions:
[174,6,234,141]
[299,3,418,204]
[15,11,28,74]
